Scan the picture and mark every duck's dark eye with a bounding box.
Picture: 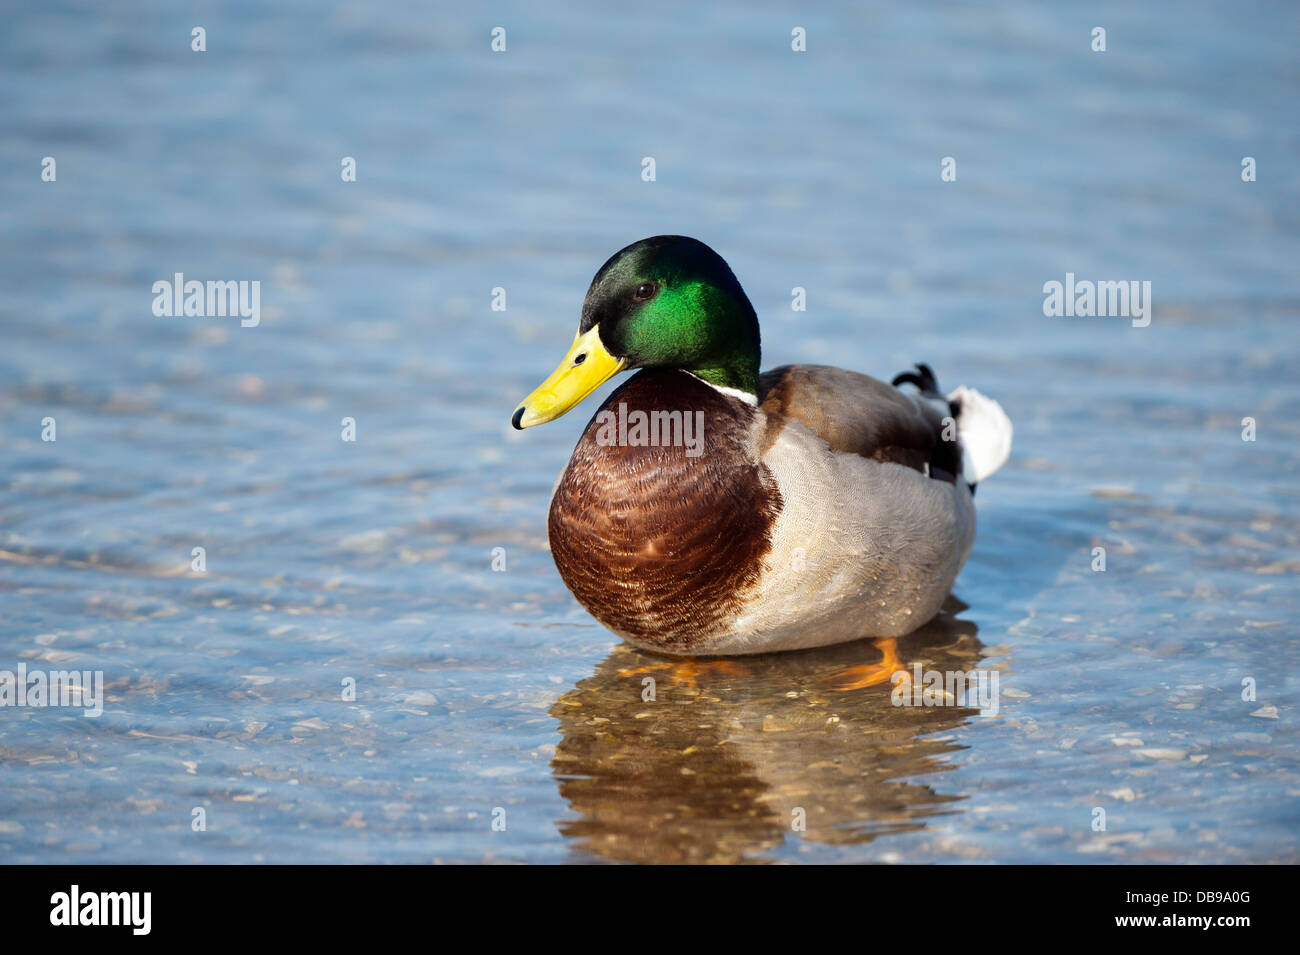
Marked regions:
[633,282,657,301]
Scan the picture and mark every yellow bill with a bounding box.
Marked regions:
[512,326,626,429]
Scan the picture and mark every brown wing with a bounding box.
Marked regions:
[758,364,959,481]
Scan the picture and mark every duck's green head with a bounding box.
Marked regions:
[511,235,761,429]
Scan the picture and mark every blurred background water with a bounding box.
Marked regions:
[1,0,1297,863]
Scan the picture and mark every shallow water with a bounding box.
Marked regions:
[2,1,1298,863]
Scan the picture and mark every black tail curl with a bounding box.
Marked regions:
[890,362,939,394]
[893,362,963,419]
[892,362,974,494]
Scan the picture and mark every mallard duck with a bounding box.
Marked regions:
[512,236,1011,687]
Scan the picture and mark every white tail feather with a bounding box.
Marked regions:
[947,385,1012,484]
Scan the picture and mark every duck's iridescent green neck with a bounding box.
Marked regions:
[632,279,760,395]
[585,237,763,397]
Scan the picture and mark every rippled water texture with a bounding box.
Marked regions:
[1,2,1297,862]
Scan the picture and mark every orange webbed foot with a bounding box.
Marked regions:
[618,657,747,688]
[827,637,910,691]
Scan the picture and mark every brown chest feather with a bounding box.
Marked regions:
[547,371,782,653]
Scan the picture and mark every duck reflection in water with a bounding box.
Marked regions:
[549,603,995,863]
